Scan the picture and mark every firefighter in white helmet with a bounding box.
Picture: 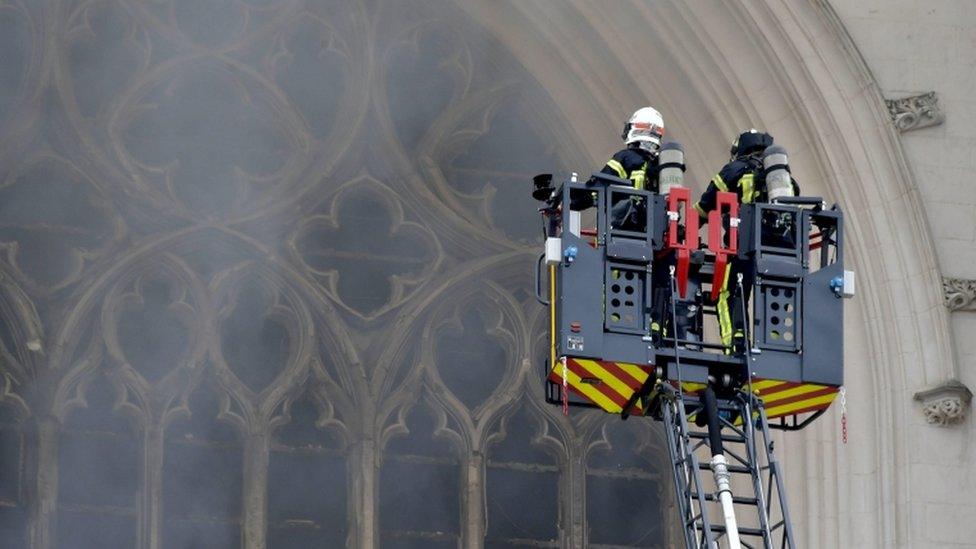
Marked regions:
[598,107,666,231]
[601,107,687,344]
[601,106,665,189]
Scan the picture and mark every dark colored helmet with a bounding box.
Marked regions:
[730,129,774,159]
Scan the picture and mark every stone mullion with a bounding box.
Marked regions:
[462,450,485,548]
[140,424,165,549]
[26,417,59,549]
[242,430,270,549]
[350,437,378,549]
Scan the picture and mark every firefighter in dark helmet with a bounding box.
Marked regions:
[695,129,799,354]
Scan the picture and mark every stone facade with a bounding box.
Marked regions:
[0,1,971,548]
[832,2,976,546]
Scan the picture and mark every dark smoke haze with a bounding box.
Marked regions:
[0,1,670,548]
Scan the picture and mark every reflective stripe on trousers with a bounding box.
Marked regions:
[717,264,733,347]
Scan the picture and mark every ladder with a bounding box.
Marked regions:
[657,384,797,549]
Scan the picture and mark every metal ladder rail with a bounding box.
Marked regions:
[663,387,799,549]
[732,392,797,548]
[739,394,775,549]
[662,387,716,549]
[752,396,797,548]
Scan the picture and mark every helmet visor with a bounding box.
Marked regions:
[630,122,664,140]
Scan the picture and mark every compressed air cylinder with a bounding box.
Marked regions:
[762,145,795,202]
[657,142,685,195]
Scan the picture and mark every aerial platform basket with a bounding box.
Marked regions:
[535,173,853,427]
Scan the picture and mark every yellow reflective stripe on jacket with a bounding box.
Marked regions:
[606,159,627,179]
[712,173,729,192]
[740,172,756,203]
[694,202,707,218]
[631,162,648,190]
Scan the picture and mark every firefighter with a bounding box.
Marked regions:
[599,106,665,230]
[599,108,698,346]
[695,129,798,354]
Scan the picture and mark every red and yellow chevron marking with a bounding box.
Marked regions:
[756,379,839,418]
[548,357,655,415]
[676,378,839,421]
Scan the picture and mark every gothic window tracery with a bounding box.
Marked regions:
[0,0,676,546]
[163,383,244,548]
[484,401,564,547]
[585,421,672,548]
[268,388,348,548]
[379,399,464,547]
[427,285,520,416]
[0,156,123,293]
[56,371,141,549]
[289,179,441,320]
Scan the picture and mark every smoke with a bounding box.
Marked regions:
[0,0,677,548]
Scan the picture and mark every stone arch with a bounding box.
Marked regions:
[0,1,949,547]
[454,2,947,546]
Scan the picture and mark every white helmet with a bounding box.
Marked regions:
[622,106,665,152]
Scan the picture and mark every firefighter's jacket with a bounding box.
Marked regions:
[694,155,800,219]
[601,147,660,191]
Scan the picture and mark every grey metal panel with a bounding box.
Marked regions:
[756,258,804,278]
[660,360,710,383]
[607,240,653,261]
[748,350,802,382]
[602,332,655,365]
[604,262,647,334]
[801,261,844,385]
[753,280,801,352]
[557,232,604,359]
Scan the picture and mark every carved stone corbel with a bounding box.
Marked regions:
[885,91,944,132]
[944,277,976,311]
[914,380,973,426]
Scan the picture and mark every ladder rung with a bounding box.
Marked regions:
[698,462,752,474]
[700,493,759,505]
[700,524,767,537]
[688,431,746,443]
